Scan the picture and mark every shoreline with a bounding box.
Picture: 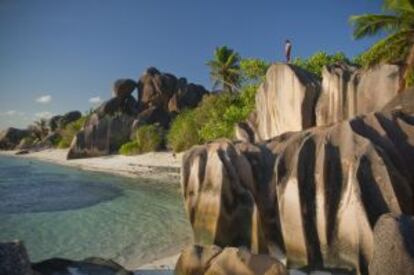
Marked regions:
[0,149,183,183]
[0,149,186,273]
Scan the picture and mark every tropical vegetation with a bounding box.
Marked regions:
[206,46,241,93]
[119,124,163,155]
[350,0,414,88]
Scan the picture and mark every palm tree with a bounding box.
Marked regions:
[350,0,414,91]
[207,46,241,93]
[32,118,49,140]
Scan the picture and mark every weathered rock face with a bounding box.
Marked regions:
[175,245,287,275]
[48,111,82,131]
[251,63,320,141]
[32,257,132,275]
[112,78,137,99]
[316,64,400,126]
[181,108,414,272]
[369,214,414,275]
[138,68,208,113]
[237,63,402,143]
[168,79,208,113]
[67,113,135,159]
[0,127,31,150]
[0,241,32,275]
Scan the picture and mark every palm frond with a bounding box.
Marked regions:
[383,0,414,13]
[359,30,411,67]
[350,14,401,39]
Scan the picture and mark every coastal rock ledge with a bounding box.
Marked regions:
[179,96,414,274]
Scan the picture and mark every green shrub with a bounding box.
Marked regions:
[119,124,162,155]
[167,111,200,153]
[57,116,87,148]
[292,51,351,77]
[240,58,270,83]
[167,85,258,152]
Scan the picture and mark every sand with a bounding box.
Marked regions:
[0,149,186,272]
[0,149,183,183]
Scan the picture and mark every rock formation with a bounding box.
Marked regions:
[369,214,414,275]
[67,68,208,159]
[247,64,321,141]
[49,111,82,132]
[175,245,287,275]
[0,128,31,150]
[316,64,400,126]
[236,63,401,143]
[0,241,32,275]
[181,103,414,272]
[0,241,132,275]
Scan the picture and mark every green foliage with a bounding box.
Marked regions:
[119,124,163,155]
[167,110,201,153]
[207,46,241,93]
[349,0,414,87]
[167,85,257,152]
[240,58,270,83]
[57,116,87,148]
[292,51,351,77]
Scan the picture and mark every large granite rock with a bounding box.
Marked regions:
[175,245,287,275]
[112,78,137,99]
[182,107,414,272]
[0,241,33,275]
[168,79,208,113]
[48,111,82,131]
[67,113,135,159]
[316,64,400,126]
[32,257,132,275]
[369,214,414,275]
[0,127,31,150]
[250,63,320,141]
[138,67,208,113]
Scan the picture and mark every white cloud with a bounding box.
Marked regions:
[1,110,25,116]
[5,110,16,115]
[89,96,102,104]
[36,95,52,104]
[35,111,53,119]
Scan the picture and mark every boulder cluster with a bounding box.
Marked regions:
[178,63,414,274]
[0,110,82,152]
[67,67,208,159]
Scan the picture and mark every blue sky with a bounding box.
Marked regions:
[0,0,382,129]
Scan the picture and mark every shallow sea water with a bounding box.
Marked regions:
[0,155,192,268]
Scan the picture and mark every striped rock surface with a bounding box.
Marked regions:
[175,245,287,275]
[181,109,414,273]
[316,64,400,126]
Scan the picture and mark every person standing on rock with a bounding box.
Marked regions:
[284,39,292,63]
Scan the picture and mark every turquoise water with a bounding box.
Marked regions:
[0,155,192,268]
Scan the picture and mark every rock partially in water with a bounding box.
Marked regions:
[175,245,287,275]
[0,241,33,275]
[369,214,414,275]
[32,257,133,275]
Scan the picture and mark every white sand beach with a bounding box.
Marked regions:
[0,149,183,183]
